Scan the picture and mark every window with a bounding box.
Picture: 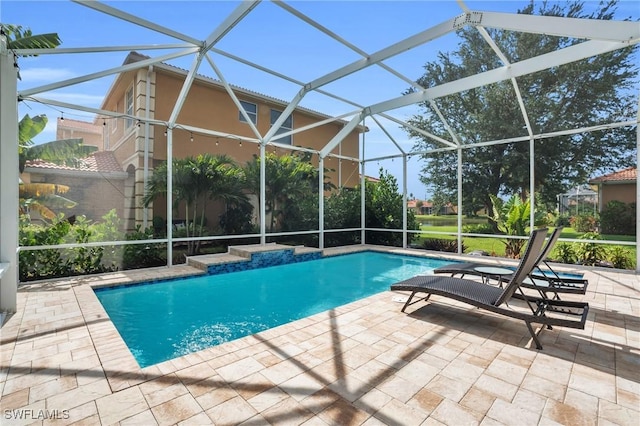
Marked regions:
[125,85,134,128]
[239,100,257,124]
[270,109,293,145]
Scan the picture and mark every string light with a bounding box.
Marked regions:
[60,112,64,121]
[103,119,106,126]
[164,128,167,136]
[190,132,194,142]
[215,138,219,146]
[137,120,141,127]
[239,140,242,147]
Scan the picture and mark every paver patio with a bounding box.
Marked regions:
[1,246,638,425]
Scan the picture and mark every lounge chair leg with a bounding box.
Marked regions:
[525,321,543,350]
[400,291,431,313]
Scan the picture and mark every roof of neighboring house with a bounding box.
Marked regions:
[24,151,127,178]
[589,167,637,184]
[116,51,367,132]
[407,200,433,208]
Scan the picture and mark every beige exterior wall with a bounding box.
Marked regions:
[600,182,636,207]
[99,64,361,231]
[151,70,360,186]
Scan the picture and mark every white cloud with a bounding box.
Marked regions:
[20,67,76,83]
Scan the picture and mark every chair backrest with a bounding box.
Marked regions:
[495,227,548,306]
[534,226,563,266]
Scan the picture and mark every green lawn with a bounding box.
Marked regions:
[412,215,636,269]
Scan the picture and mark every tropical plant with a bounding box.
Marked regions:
[2,23,62,53]
[552,243,576,264]
[575,232,607,266]
[122,226,166,270]
[244,152,330,233]
[606,246,633,269]
[489,194,532,258]
[365,168,420,246]
[420,238,466,253]
[570,214,598,233]
[18,213,118,281]
[143,154,249,255]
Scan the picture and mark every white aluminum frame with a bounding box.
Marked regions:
[1,0,638,312]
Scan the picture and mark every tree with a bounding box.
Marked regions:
[143,154,249,255]
[244,152,331,233]
[406,1,637,214]
[365,168,420,246]
[324,168,420,247]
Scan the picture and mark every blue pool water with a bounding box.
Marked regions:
[95,251,449,367]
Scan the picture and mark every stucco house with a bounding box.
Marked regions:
[101,51,362,232]
[588,167,637,211]
[25,52,364,233]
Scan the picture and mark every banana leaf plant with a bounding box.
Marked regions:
[489,194,534,258]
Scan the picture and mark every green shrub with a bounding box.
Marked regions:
[554,214,571,227]
[123,226,166,270]
[570,214,598,233]
[552,243,576,264]
[19,213,118,282]
[600,201,635,235]
[606,246,633,269]
[421,238,466,253]
[575,232,606,266]
[462,223,494,234]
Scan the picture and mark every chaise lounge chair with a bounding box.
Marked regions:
[432,227,588,299]
[390,228,589,349]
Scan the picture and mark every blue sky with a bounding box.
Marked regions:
[2,0,638,198]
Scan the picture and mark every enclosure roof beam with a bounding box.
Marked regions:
[367,39,633,118]
[202,1,260,52]
[274,0,422,90]
[306,16,458,92]
[19,48,198,97]
[479,10,640,43]
[72,0,202,46]
[320,112,364,157]
[204,54,262,140]
[13,44,193,56]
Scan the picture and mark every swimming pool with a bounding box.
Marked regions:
[94,251,450,367]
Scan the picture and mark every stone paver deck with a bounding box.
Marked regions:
[1,245,638,425]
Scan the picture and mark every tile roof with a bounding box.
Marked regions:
[589,167,636,183]
[24,151,126,176]
[123,52,367,131]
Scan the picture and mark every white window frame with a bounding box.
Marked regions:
[270,109,293,145]
[239,100,257,124]
[125,84,134,129]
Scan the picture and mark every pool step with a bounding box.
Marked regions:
[187,244,323,274]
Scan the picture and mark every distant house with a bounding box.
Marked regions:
[407,200,456,215]
[588,167,637,212]
[56,117,105,151]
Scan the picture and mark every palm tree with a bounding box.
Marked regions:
[143,154,249,255]
[244,152,329,232]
